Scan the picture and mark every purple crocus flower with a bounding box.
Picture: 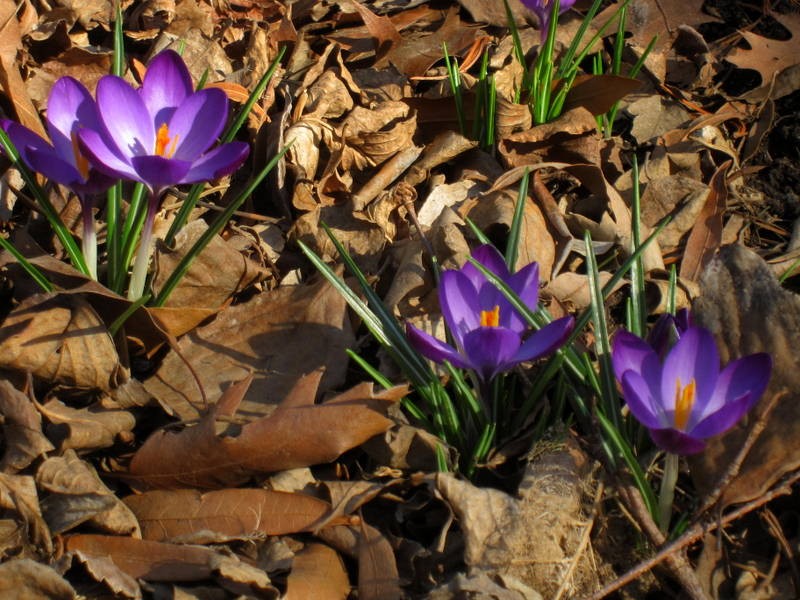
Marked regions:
[406,244,574,381]
[76,50,249,298]
[612,326,771,455]
[521,0,576,41]
[1,76,114,278]
[1,77,113,197]
[77,50,249,193]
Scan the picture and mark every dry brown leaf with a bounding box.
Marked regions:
[124,488,342,542]
[0,293,121,391]
[388,8,478,77]
[38,397,135,452]
[349,0,401,64]
[679,161,730,281]
[152,219,270,309]
[357,521,402,600]
[66,549,141,599]
[284,543,350,600]
[561,74,642,116]
[640,175,710,253]
[691,245,800,507]
[498,107,603,168]
[129,372,405,489]
[143,276,355,421]
[342,101,417,170]
[65,534,218,581]
[0,380,54,473]
[36,449,140,536]
[728,13,800,87]
[0,0,47,138]
[0,472,52,556]
[0,559,75,599]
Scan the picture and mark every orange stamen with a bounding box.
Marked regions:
[673,378,696,431]
[154,123,178,158]
[480,305,500,328]
[71,132,90,180]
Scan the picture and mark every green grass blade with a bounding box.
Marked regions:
[346,349,393,390]
[628,155,646,337]
[505,168,529,272]
[0,236,53,292]
[585,230,619,429]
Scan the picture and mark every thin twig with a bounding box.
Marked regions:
[696,389,785,515]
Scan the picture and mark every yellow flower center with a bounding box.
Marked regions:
[480,305,500,328]
[71,132,90,180]
[154,123,178,158]
[673,377,696,431]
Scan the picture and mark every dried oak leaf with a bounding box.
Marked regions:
[0,472,52,556]
[38,397,135,452]
[36,449,140,536]
[0,380,54,473]
[0,559,75,599]
[0,0,47,138]
[65,534,218,581]
[0,293,121,391]
[152,219,270,310]
[129,371,405,489]
[143,276,355,421]
[727,13,800,88]
[124,488,345,542]
[284,543,350,600]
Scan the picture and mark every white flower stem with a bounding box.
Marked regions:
[81,200,97,280]
[658,452,680,533]
[127,191,159,301]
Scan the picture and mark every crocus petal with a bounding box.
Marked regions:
[687,395,753,441]
[612,330,661,388]
[689,353,771,437]
[131,155,192,189]
[406,323,471,370]
[660,327,719,413]
[462,327,521,380]
[96,75,154,158]
[140,50,193,126]
[649,428,707,455]
[513,315,574,363]
[179,142,249,184]
[620,370,667,429]
[497,260,539,333]
[508,260,539,308]
[439,269,480,349]
[26,147,84,188]
[169,88,228,160]
[78,128,139,180]
[1,120,51,163]
[461,244,510,292]
[46,77,99,163]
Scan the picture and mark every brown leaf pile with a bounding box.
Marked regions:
[0,0,798,597]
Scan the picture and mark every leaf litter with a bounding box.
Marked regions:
[0,0,800,598]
